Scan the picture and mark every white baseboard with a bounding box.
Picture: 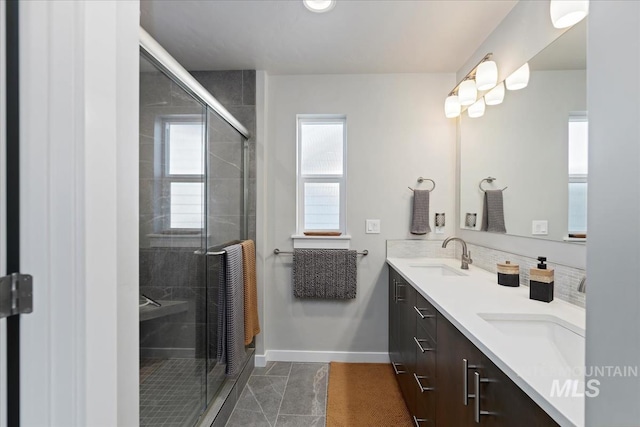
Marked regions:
[255,350,390,365]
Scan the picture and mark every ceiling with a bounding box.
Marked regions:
[140,0,518,74]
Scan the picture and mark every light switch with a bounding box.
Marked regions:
[532,220,548,235]
[366,219,381,234]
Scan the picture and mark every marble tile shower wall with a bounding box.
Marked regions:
[193,70,257,244]
[139,69,256,357]
[456,243,586,308]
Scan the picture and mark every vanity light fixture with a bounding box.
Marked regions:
[475,60,498,91]
[505,63,530,91]
[458,80,478,106]
[443,53,494,118]
[468,98,486,118]
[303,0,336,13]
[550,0,589,29]
[445,95,462,118]
[484,82,505,106]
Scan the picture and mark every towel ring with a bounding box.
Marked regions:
[408,177,436,192]
[479,177,508,192]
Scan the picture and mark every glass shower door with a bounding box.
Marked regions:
[139,53,208,427]
[204,108,247,405]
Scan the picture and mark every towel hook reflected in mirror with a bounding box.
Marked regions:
[408,177,436,192]
[479,177,508,192]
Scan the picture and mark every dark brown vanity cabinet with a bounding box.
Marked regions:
[388,268,436,426]
[389,266,558,427]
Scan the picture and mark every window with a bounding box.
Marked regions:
[163,119,205,230]
[297,115,347,234]
[568,113,588,235]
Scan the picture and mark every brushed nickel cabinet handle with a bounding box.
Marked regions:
[391,362,406,375]
[463,358,479,405]
[413,415,430,426]
[414,336,434,353]
[413,372,434,393]
[414,305,435,319]
[474,371,491,423]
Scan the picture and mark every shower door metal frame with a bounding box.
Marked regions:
[139,27,250,141]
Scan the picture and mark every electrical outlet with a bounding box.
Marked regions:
[366,219,381,234]
[532,220,548,235]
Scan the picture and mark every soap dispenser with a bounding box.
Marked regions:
[529,256,554,303]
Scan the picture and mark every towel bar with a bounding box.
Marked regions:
[408,177,436,192]
[274,248,369,256]
[479,177,508,192]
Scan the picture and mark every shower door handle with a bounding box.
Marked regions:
[193,250,226,256]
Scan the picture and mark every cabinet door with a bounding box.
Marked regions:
[389,269,398,359]
[476,353,559,427]
[436,313,481,426]
[398,279,417,415]
[414,325,436,426]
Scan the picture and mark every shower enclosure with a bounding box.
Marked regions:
[138,31,252,427]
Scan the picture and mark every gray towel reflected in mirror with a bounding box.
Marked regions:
[481,190,507,233]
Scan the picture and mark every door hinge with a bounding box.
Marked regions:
[0,273,33,319]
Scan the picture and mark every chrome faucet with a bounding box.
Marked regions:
[578,276,586,293]
[442,237,473,270]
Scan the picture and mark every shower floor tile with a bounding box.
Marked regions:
[140,358,221,427]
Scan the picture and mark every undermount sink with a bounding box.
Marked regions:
[408,263,468,276]
[478,313,585,371]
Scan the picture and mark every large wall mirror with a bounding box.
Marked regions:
[459,20,587,242]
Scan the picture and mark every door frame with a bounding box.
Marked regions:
[1,1,8,425]
[15,1,140,425]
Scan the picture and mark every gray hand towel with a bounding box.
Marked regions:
[410,189,431,235]
[481,190,507,233]
[293,249,357,299]
[216,244,245,376]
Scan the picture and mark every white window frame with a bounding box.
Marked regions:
[296,114,347,235]
[567,112,588,236]
[159,116,205,231]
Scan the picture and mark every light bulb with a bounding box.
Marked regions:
[485,82,505,106]
[550,0,589,29]
[505,63,530,91]
[458,80,477,106]
[444,95,461,118]
[475,60,498,91]
[303,0,336,13]
[468,98,486,118]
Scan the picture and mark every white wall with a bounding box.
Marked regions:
[460,70,586,240]
[18,1,139,425]
[454,0,586,269]
[585,1,640,424]
[259,73,456,361]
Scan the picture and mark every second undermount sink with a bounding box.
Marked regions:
[478,313,585,371]
[408,263,468,276]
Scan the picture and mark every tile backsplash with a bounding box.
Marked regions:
[387,239,455,259]
[386,239,586,308]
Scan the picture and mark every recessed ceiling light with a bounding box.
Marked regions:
[303,0,336,13]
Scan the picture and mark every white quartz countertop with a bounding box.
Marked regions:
[387,257,586,427]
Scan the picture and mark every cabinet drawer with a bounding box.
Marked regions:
[413,383,436,427]
[415,326,436,379]
[414,293,437,342]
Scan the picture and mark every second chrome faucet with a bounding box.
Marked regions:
[442,237,473,270]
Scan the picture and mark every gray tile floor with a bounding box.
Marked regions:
[225,362,329,427]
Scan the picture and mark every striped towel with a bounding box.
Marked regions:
[216,244,245,376]
[410,190,431,235]
[293,249,357,299]
[240,240,260,345]
[481,190,507,233]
